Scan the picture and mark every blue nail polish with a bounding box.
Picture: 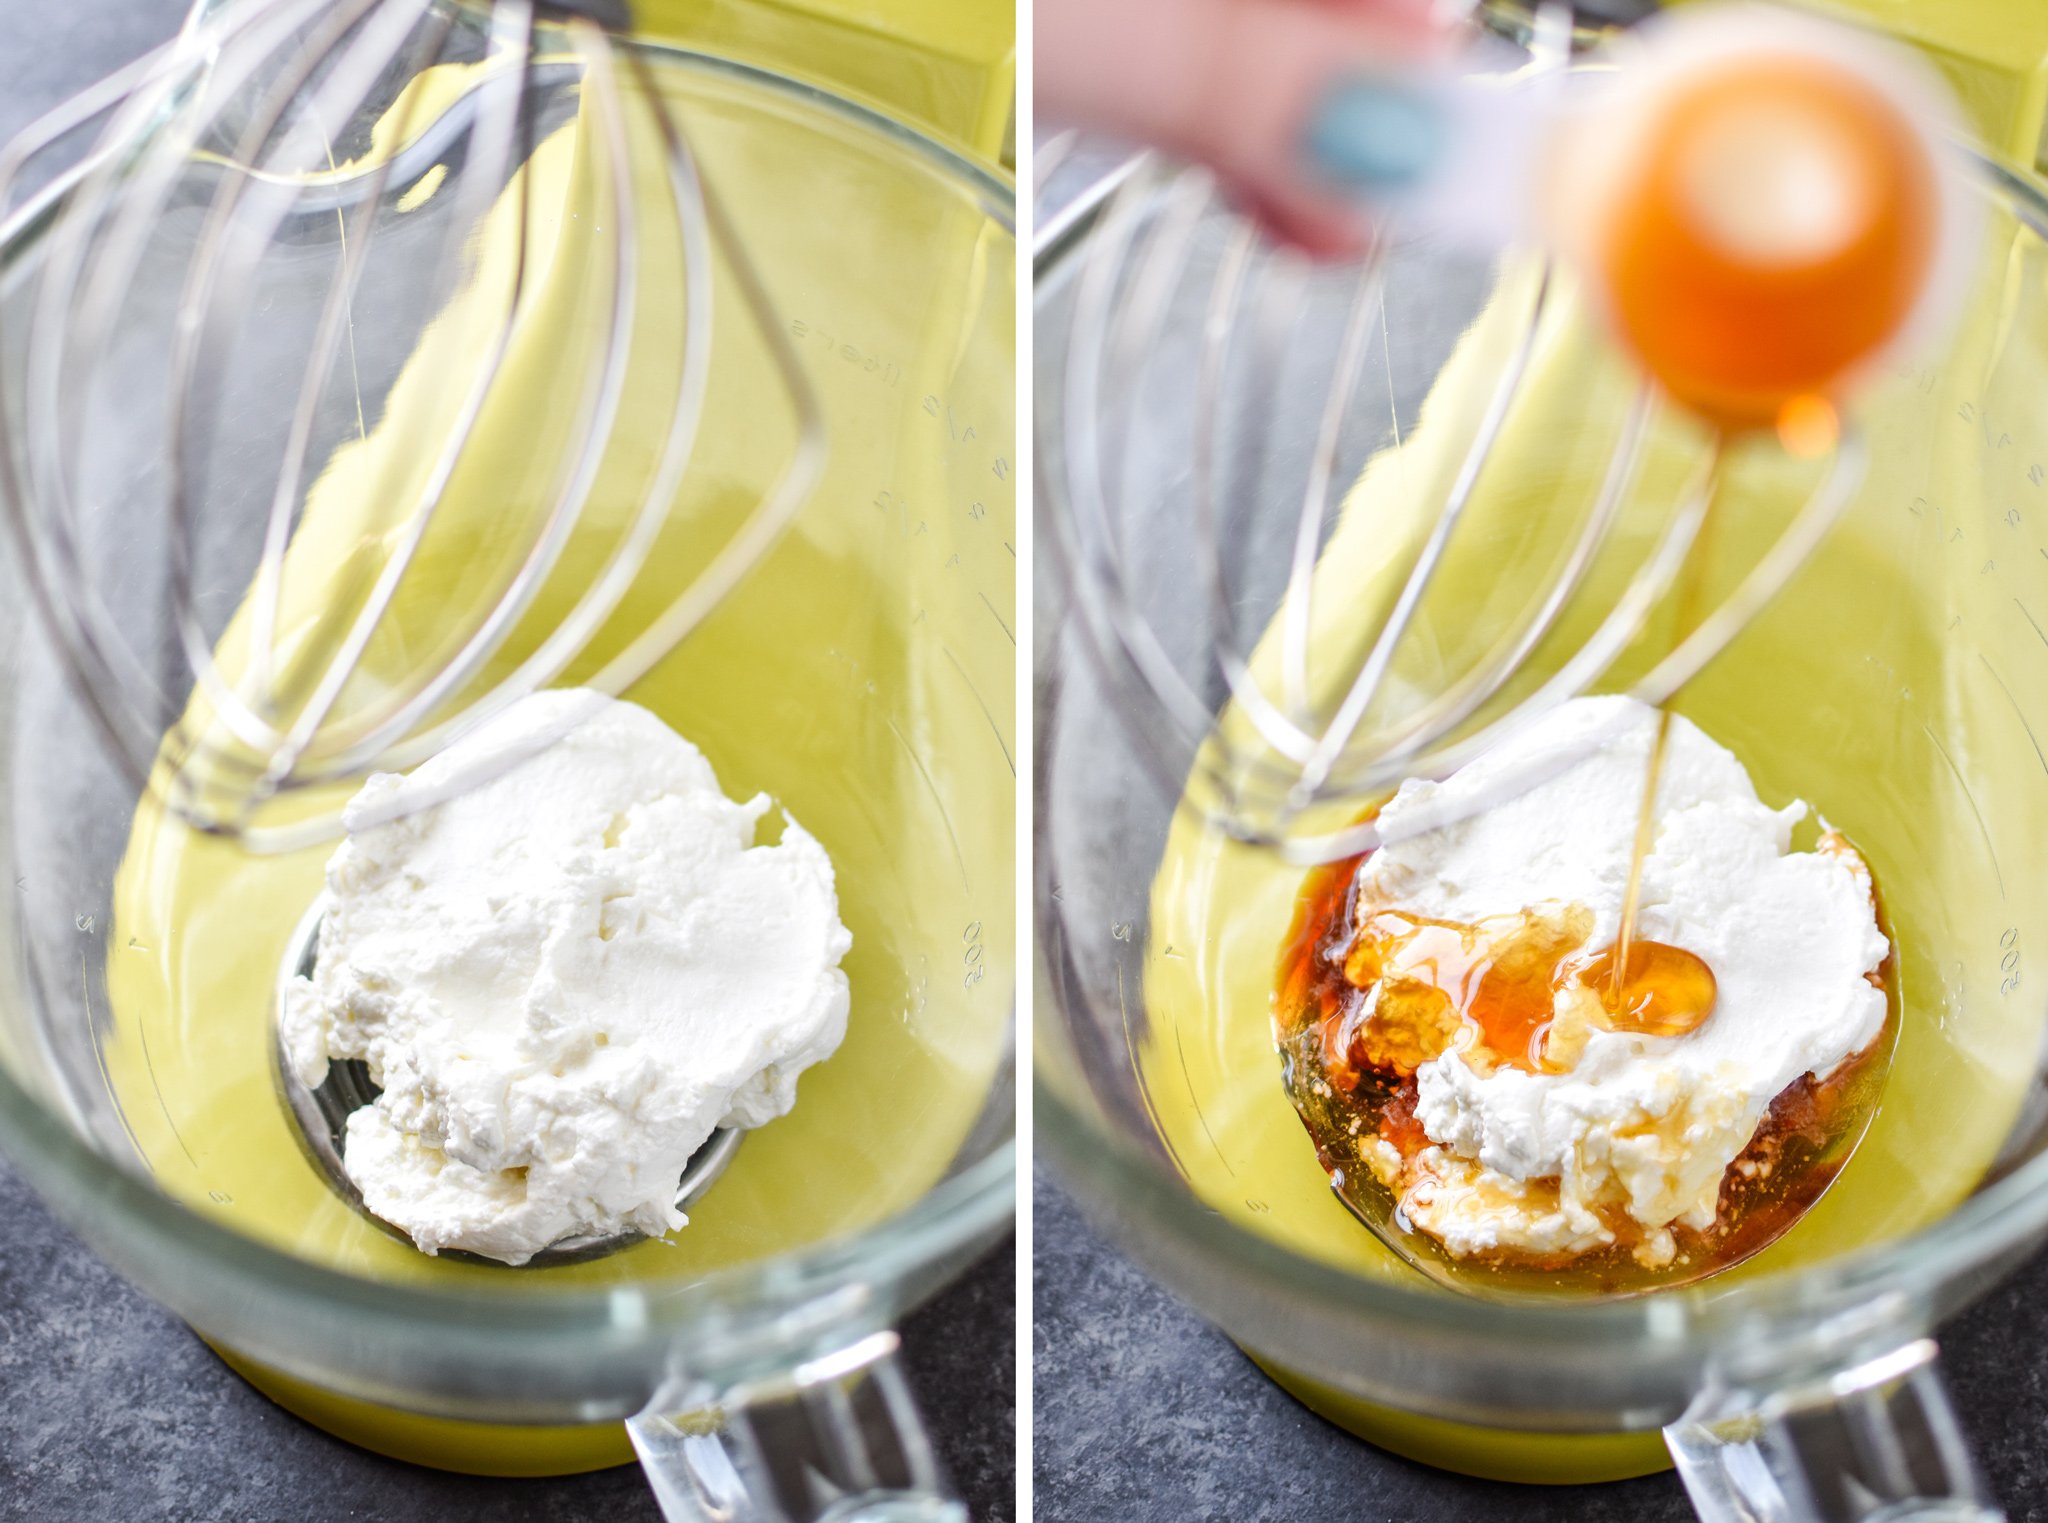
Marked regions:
[1304,76,1446,196]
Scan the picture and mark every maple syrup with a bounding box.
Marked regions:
[1610,707,1677,1000]
[1583,939,1718,1039]
[1273,835,1898,1295]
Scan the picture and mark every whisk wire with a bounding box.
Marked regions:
[1280,243,1388,730]
[1051,116,1873,864]
[0,32,175,762]
[1063,160,1225,754]
[177,5,515,787]
[582,54,826,713]
[1033,10,1903,860]
[1632,428,1868,709]
[1363,383,1651,766]
[1284,262,1554,814]
[244,0,515,706]
[298,35,728,801]
[1199,220,1312,760]
[274,14,636,786]
[0,0,829,849]
[23,0,342,753]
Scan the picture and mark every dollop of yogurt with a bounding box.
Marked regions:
[279,689,852,1264]
[1354,695,1888,1266]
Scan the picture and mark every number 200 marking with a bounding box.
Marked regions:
[2003,926,2021,996]
[963,921,985,989]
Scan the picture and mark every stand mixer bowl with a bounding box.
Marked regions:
[1035,136,2048,1518]
[0,25,1014,1516]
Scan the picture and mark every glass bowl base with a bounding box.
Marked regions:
[1244,1352,1674,1485]
[202,1339,636,1477]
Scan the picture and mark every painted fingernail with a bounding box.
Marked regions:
[1303,76,1445,195]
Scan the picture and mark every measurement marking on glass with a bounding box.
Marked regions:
[942,643,1014,775]
[883,716,970,892]
[978,591,1014,646]
[789,318,902,386]
[962,921,985,991]
[81,952,146,1169]
[1979,654,2048,780]
[1174,1014,1234,1178]
[136,1004,198,1171]
[921,395,980,445]
[873,488,911,536]
[2019,597,2048,652]
[1119,962,1188,1181]
[1922,721,2005,900]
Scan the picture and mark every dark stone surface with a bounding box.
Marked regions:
[0,11,1013,1523]
[0,1151,1012,1523]
[1033,1171,2048,1522]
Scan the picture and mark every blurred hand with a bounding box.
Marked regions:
[1037,0,1452,256]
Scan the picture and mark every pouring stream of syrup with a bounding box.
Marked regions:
[1605,445,1727,1025]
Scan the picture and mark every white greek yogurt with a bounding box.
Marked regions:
[1353,695,1888,1266]
[279,689,852,1264]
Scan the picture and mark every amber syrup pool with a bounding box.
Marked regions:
[1272,830,1900,1298]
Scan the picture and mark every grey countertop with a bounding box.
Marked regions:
[0,1152,1012,1523]
[1033,1171,2048,1522]
[0,10,1013,1523]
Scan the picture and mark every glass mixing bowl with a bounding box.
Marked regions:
[0,17,1014,1522]
[1035,136,2048,1522]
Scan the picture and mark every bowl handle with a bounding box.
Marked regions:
[1665,1336,2003,1522]
[626,1328,969,1523]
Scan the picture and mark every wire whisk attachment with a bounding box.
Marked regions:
[1038,3,1984,863]
[1042,152,1870,865]
[0,0,823,852]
